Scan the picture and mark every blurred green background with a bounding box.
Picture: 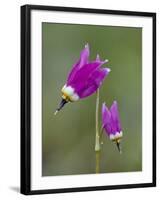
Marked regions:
[42,23,142,176]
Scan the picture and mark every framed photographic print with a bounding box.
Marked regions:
[21,4,156,195]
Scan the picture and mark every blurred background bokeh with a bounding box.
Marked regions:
[42,23,142,176]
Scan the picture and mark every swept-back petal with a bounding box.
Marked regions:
[68,61,106,89]
[89,68,110,87]
[101,103,112,135]
[102,103,108,127]
[77,85,97,99]
[77,68,110,98]
[67,44,89,83]
[110,101,122,132]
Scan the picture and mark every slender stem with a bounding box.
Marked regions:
[95,151,100,173]
[95,89,100,173]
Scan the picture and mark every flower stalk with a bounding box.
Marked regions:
[95,89,101,173]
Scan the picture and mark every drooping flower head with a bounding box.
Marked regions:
[101,101,123,153]
[55,44,110,114]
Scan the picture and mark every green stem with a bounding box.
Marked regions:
[95,89,100,173]
[95,151,100,173]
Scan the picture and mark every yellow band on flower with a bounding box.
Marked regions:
[62,93,72,102]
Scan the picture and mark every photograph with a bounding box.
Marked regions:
[42,23,142,176]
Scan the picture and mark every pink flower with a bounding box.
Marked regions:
[55,44,110,114]
[102,101,123,153]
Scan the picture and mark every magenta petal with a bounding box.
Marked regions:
[89,68,110,87]
[77,68,110,98]
[110,101,122,132]
[78,85,97,98]
[102,103,108,127]
[78,44,90,67]
[68,61,105,88]
[67,44,89,83]
[101,103,112,135]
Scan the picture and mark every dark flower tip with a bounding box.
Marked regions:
[116,141,122,154]
[54,98,68,115]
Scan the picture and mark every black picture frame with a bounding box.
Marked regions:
[21,4,156,195]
